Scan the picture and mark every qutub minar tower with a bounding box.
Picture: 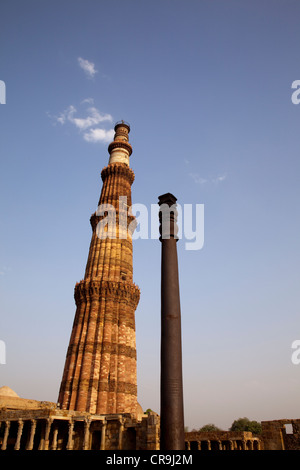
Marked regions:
[58,121,140,416]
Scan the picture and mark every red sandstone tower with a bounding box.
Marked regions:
[58,121,140,416]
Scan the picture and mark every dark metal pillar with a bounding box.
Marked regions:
[158,193,185,450]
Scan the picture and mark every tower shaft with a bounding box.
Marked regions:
[58,122,140,415]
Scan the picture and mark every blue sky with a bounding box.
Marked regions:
[1,0,300,431]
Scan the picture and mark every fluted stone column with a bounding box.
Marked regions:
[1,421,10,450]
[14,420,24,450]
[26,419,37,450]
[66,420,74,450]
[51,425,58,450]
[118,418,125,450]
[100,419,107,450]
[40,418,53,450]
[83,419,91,450]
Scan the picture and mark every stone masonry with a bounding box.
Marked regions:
[0,388,160,450]
[185,430,261,450]
[58,121,140,416]
[261,419,300,450]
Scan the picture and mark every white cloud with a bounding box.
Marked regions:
[0,266,11,276]
[213,174,227,183]
[189,173,207,185]
[81,98,94,105]
[189,172,227,185]
[78,57,97,79]
[54,105,75,125]
[83,128,115,143]
[70,106,112,130]
[56,105,112,130]
[51,100,114,144]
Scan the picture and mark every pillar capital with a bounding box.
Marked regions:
[158,192,177,207]
[158,193,179,241]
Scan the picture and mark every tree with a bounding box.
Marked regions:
[199,423,222,432]
[230,417,262,435]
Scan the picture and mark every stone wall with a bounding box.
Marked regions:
[185,430,261,450]
[261,419,300,450]
[0,395,56,411]
[0,406,160,451]
[2,407,300,451]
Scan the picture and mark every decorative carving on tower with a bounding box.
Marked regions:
[58,121,140,416]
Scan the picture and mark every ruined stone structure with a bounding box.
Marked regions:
[0,386,159,450]
[58,121,140,416]
[261,419,300,450]
[184,421,300,451]
[185,430,261,450]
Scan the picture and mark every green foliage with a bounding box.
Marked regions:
[230,417,262,435]
[199,423,222,432]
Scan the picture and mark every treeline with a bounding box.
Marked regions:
[187,417,262,435]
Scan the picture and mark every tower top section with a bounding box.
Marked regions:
[108,120,133,166]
